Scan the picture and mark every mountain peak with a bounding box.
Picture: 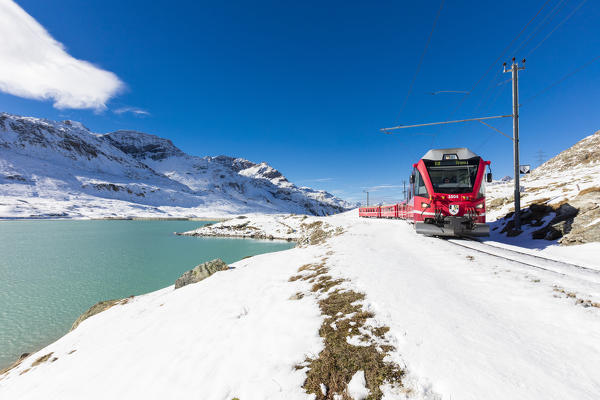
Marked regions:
[105,130,185,160]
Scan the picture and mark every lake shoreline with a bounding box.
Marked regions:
[0,219,294,369]
[0,216,228,222]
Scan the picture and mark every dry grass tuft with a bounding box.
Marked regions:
[311,275,345,293]
[289,262,403,398]
[299,221,333,246]
[289,292,305,300]
[31,352,53,367]
[298,263,316,272]
[553,286,600,308]
[577,186,600,197]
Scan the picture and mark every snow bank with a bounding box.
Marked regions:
[178,213,344,244]
[0,248,324,399]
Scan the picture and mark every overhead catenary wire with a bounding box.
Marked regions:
[512,0,570,56]
[480,76,512,113]
[429,90,469,95]
[525,0,588,57]
[397,0,445,119]
[381,114,512,132]
[473,68,502,113]
[449,0,552,117]
[521,53,600,105]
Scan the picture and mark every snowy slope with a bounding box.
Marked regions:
[0,113,351,218]
[484,131,600,245]
[1,212,599,399]
[486,130,600,221]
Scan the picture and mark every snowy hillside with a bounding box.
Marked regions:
[0,113,351,218]
[1,212,599,399]
[486,130,600,244]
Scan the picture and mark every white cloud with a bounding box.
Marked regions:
[114,107,150,116]
[0,0,124,110]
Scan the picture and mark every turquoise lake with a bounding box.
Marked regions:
[0,220,295,369]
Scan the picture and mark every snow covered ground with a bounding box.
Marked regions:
[179,213,308,240]
[2,211,599,399]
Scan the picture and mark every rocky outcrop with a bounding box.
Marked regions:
[493,189,600,243]
[105,130,185,161]
[530,203,578,240]
[559,189,600,245]
[71,297,133,331]
[174,259,228,289]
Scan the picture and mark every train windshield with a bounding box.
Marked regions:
[425,159,479,194]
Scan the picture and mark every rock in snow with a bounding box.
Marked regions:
[0,112,352,218]
[70,298,132,331]
[174,258,228,289]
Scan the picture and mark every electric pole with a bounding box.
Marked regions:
[536,149,546,167]
[363,190,369,207]
[403,180,406,201]
[381,60,526,231]
[504,58,525,230]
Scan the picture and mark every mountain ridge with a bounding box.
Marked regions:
[0,112,351,218]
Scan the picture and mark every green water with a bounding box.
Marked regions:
[0,220,294,368]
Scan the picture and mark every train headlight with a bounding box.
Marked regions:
[421,202,430,208]
[475,203,484,209]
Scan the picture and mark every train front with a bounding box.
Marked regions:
[410,148,491,237]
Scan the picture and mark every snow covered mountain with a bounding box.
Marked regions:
[0,113,352,218]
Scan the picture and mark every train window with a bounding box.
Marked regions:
[477,178,485,198]
[414,170,429,197]
[425,159,479,194]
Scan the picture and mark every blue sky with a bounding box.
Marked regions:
[1,0,599,204]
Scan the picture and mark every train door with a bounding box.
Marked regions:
[412,169,430,222]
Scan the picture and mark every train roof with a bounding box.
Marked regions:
[421,147,479,161]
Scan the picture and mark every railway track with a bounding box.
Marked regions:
[446,237,600,284]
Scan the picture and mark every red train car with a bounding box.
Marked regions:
[358,147,491,237]
[358,206,381,218]
[409,148,491,236]
[380,204,398,218]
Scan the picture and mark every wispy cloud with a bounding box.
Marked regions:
[0,0,124,110]
[114,107,151,116]
[299,177,334,183]
[361,184,404,191]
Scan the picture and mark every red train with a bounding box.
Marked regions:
[359,148,492,237]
